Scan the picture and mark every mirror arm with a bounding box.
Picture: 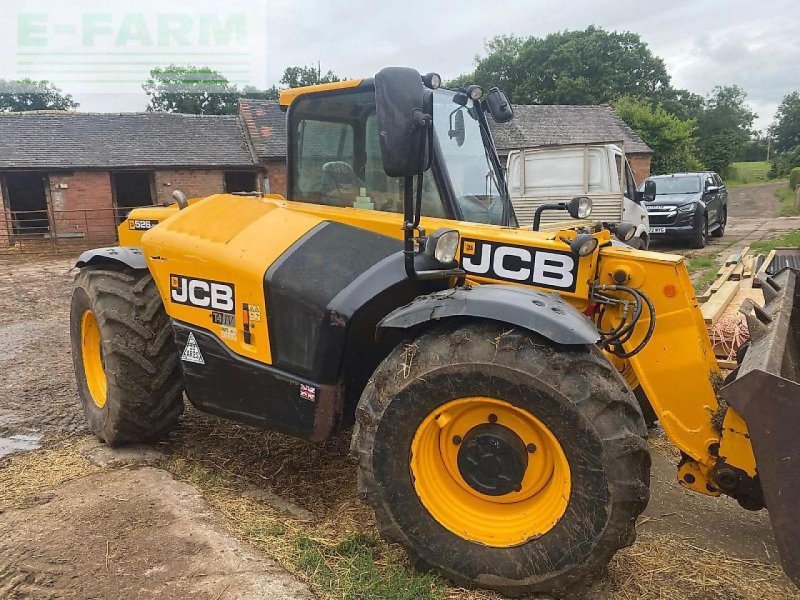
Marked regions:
[532,203,567,231]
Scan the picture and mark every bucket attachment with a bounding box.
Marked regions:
[722,267,800,586]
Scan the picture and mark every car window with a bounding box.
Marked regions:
[646,176,701,194]
[714,174,723,186]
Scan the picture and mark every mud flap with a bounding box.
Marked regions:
[722,267,800,586]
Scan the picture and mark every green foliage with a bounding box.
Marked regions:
[0,78,78,112]
[790,167,800,190]
[456,27,670,105]
[241,85,280,101]
[143,63,342,114]
[771,91,800,153]
[735,135,770,162]
[768,145,800,178]
[280,65,341,88]
[696,85,756,173]
[294,533,445,600]
[751,229,800,253]
[613,96,702,174]
[776,185,798,217]
[724,161,773,187]
[143,65,241,115]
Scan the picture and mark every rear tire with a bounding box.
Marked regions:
[711,207,727,238]
[352,321,650,597]
[70,265,184,446]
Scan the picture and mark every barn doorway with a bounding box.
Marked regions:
[225,171,258,193]
[4,172,50,237]
[112,172,154,218]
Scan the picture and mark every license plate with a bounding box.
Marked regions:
[651,227,666,234]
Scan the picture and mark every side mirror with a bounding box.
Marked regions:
[375,67,431,178]
[643,180,656,202]
[485,87,514,123]
[706,185,720,194]
[449,109,465,147]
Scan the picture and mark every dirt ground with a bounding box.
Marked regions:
[0,184,798,599]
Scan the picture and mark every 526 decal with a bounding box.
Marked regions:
[170,275,235,313]
[129,219,158,230]
[460,239,577,292]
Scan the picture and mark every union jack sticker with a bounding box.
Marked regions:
[299,384,316,402]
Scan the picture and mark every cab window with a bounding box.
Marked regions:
[295,120,355,205]
[291,90,446,218]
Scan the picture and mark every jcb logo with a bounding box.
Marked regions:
[129,219,158,230]
[170,275,235,314]
[460,239,577,292]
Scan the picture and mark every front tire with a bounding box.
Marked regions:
[352,321,650,597]
[70,265,184,446]
[690,214,708,249]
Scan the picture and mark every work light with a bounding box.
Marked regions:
[426,229,460,264]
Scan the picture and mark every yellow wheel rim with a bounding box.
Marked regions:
[81,309,107,409]
[410,397,570,547]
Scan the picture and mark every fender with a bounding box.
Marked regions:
[378,284,600,345]
[75,246,147,270]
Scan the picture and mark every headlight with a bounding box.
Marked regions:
[426,229,460,264]
[677,203,697,213]
[614,222,637,242]
[423,72,441,89]
[567,196,593,219]
[569,233,599,257]
[466,85,484,101]
[577,197,592,218]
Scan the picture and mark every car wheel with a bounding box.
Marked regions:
[711,207,727,238]
[690,215,708,249]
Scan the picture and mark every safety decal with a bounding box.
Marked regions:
[460,238,578,292]
[129,219,159,230]
[220,325,237,341]
[299,384,316,402]
[247,304,262,322]
[170,275,235,314]
[181,332,205,365]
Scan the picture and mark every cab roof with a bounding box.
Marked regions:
[278,79,367,107]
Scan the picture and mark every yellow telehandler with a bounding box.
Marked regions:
[70,67,799,597]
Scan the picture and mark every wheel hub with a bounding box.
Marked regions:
[457,423,528,496]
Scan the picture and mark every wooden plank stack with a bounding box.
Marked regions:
[697,246,764,370]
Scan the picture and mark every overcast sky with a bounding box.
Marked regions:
[0,0,797,131]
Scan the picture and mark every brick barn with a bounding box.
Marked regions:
[0,111,260,247]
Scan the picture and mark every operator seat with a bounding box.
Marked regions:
[321,161,363,207]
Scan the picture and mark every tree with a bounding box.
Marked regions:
[613,96,703,174]
[241,85,280,101]
[279,65,341,89]
[143,65,241,115]
[696,85,756,173]
[452,27,671,105]
[0,78,78,112]
[654,88,705,122]
[771,91,800,154]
